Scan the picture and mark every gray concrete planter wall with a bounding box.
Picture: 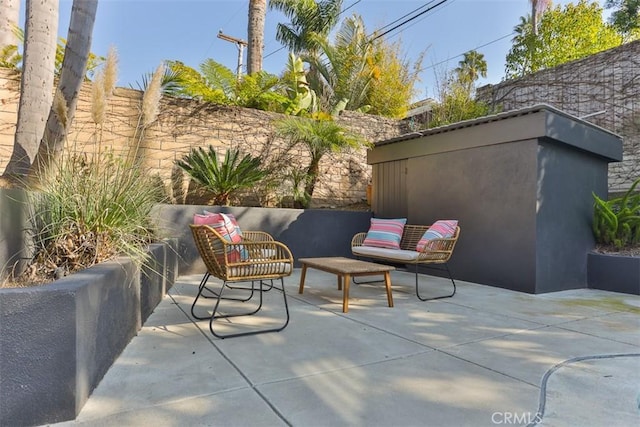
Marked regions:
[588,252,640,295]
[0,188,29,280]
[0,241,178,427]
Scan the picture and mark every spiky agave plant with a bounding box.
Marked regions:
[176,146,267,206]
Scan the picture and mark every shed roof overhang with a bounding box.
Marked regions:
[368,104,623,165]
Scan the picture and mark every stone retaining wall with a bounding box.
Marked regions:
[0,68,407,207]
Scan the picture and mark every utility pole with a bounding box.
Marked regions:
[217,30,248,80]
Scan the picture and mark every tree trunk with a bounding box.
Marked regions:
[304,155,321,202]
[3,0,58,179]
[247,0,265,74]
[0,0,20,48]
[32,0,98,176]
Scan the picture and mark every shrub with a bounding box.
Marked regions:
[176,146,267,206]
[592,177,640,249]
[25,151,164,282]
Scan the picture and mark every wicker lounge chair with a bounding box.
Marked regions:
[351,225,460,301]
[190,225,294,338]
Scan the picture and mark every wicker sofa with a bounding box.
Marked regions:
[351,224,460,301]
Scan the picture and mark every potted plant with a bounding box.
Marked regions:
[588,177,640,294]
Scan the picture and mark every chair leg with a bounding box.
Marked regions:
[415,263,456,301]
[191,273,256,320]
[209,277,290,339]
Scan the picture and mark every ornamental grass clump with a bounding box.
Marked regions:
[592,177,640,251]
[24,151,164,283]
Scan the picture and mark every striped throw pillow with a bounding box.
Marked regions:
[362,218,407,250]
[193,212,247,261]
[416,220,458,252]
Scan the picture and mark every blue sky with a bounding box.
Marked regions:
[23,0,610,101]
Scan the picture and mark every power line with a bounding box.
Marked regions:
[370,0,450,41]
[373,0,439,34]
[422,31,516,71]
[379,0,458,42]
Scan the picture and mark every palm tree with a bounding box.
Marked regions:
[3,0,58,179]
[275,115,367,206]
[530,0,551,35]
[454,50,487,91]
[247,0,266,74]
[33,0,99,175]
[306,14,375,113]
[269,0,343,55]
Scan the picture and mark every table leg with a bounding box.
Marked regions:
[337,275,342,290]
[298,264,308,294]
[343,273,350,313]
[384,271,394,307]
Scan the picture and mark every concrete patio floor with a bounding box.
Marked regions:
[52,269,640,427]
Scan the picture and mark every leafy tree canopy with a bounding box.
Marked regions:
[366,38,423,119]
[505,0,623,78]
[606,0,640,35]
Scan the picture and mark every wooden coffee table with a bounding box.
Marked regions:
[298,257,395,313]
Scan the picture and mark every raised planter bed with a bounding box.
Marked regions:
[0,240,178,427]
[588,251,640,295]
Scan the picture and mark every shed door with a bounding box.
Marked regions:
[371,159,408,218]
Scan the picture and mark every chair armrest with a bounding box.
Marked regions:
[416,228,460,262]
[227,240,294,264]
[225,240,294,280]
[351,232,367,248]
[242,231,275,242]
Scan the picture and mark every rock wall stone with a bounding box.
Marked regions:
[477,40,640,193]
[0,68,407,207]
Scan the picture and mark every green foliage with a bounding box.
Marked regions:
[28,151,164,279]
[427,68,490,128]
[606,0,640,35]
[281,52,319,115]
[274,115,368,206]
[0,44,21,68]
[454,50,487,91]
[505,0,623,78]
[132,64,185,97]
[364,40,423,119]
[175,146,267,206]
[269,0,343,55]
[9,27,103,78]
[593,177,640,249]
[165,60,289,110]
[235,70,289,111]
[306,15,375,113]
[166,60,231,103]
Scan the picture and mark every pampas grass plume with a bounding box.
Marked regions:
[103,46,118,98]
[142,63,164,127]
[91,73,106,125]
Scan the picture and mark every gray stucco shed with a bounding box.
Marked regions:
[368,104,623,294]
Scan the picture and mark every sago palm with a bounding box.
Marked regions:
[176,146,267,206]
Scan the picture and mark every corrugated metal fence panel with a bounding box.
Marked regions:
[372,159,408,219]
